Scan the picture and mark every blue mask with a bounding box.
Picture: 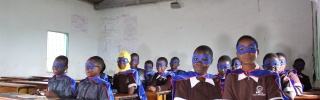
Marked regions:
[233,60,241,67]
[279,58,286,65]
[170,59,179,65]
[145,65,153,70]
[85,62,96,70]
[217,62,231,71]
[52,61,65,70]
[118,58,129,64]
[156,62,167,68]
[263,59,280,69]
[237,42,257,55]
[131,58,139,63]
[192,54,212,65]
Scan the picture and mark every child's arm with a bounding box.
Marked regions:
[99,84,112,100]
[45,87,59,98]
[287,71,303,95]
[113,74,118,90]
[281,76,296,99]
[222,74,236,99]
[63,79,76,98]
[156,76,172,92]
[128,74,137,94]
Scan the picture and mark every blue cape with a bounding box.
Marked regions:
[171,71,216,99]
[117,69,147,100]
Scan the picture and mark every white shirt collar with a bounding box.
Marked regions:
[189,77,215,88]
[238,73,259,82]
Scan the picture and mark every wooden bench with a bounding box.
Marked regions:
[0,83,36,94]
[146,90,171,100]
[0,77,41,81]
[31,76,52,81]
[114,93,138,100]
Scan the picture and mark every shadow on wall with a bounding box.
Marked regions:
[253,24,271,65]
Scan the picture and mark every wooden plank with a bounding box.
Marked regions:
[146,90,171,100]
[295,95,320,100]
[114,93,138,100]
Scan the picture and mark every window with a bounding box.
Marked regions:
[46,31,68,72]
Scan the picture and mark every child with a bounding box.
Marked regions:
[46,55,76,98]
[113,51,147,100]
[223,35,282,100]
[231,57,241,70]
[276,52,303,96]
[172,45,221,99]
[130,53,146,87]
[167,57,186,75]
[215,55,231,91]
[144,60,156,88]
[262,53,296,99]
[148,57,174,92]
[75,56,114,100]
[293,58,312,91]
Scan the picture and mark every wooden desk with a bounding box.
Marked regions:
[0,83,36,94]
[295,95,320,100]
[114,93,138,100]
[0,77,40,81]
[0,78,12,82]
[302,91,320,95]
[146,90,171,100]
[32,76,52,81]
[0,92,60,100]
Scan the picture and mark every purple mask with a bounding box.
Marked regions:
[118,58,129,64]
[52,61,65,70]
[263,59,280,69]
[217,62,231,71]
[237,42,257,55]
[156,62,167,68]
[192,54,211,65]
[85,62,96,70]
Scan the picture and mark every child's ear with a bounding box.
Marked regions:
[257,49,260,55]
[138,61,140,64]
[64,66,68,70]
[262,65,266,70]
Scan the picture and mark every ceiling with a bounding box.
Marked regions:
[80,0,173,10]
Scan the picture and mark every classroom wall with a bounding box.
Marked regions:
[0,0,100,79]
[98,0,317,85]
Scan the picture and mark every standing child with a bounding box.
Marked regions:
[215,55,231,91]
[113,51,147,100]
[231,57,241,70]
[168,57,185,75]
[144,60,156,88]
[130,53,146,87]
[75,56,114,100]
[262,53,296,99]
[46,55,76,98]
[223,35,282,100]
[293,58,312,91]
[276,52,303,96]
[172,45,221,100]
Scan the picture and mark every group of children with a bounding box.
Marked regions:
[43,35,313,100]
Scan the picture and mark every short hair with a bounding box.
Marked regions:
[263,53,278,63]
[157,57,168,66]
[218,55,231,63]
[171,57,180,62]
[131,53,139,59]
[88,56,105,73]
[194,45,213,58]
[236,35,259,49]
[294,58,305,66]
[276,52,287,59]
[145,60,154,67]
[231,57,239,66]
[55,55,68,66]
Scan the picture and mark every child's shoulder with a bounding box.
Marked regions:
[91,77,109,85]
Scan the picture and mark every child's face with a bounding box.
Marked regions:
[130,56,139,68]
[156,60,167,73]
[217,61,230,76]
[236,39,259,65]
[145,63,153,72]
[85,60,101,77]
[117,57,128,69]
[263,57,280,72]
[278,56,286,72]
[231,59,241,70]
[293,61,305,72]
[192,50,212,75]
[170,59,179,70]
[52,60,67,75]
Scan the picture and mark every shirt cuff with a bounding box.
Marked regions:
[283,87,294,92]
[156,86,161,92]
[128,83,137,89]
[174,97,186,100]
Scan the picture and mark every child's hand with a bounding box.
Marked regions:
[148,86,156,92]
